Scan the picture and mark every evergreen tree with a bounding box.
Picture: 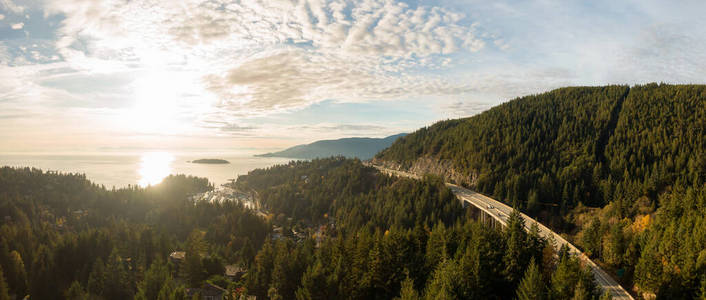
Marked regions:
[572,279,591,300]
[503,209,528,287]
[184,230,207,286]
[0,265,10,300]
[516,258,545,300]
[527,221,546,262]
[3,250,27,298]
[581,218,602,258]
[155,279,177,300]
[425,223,448,274]
[87,258,106,297]
[137,258,171,300]
[65,281,88,300]
[551,255,581,300]
[296,260,333,300]
[423,259,461,300]
[103,249,133,300]
[29,245,58,300]
[395,275,419,300]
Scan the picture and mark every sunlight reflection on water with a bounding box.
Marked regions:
[138,152,174,187]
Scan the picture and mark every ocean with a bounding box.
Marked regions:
[0,152,293,188]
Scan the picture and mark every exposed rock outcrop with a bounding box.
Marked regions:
[372,156,478,187]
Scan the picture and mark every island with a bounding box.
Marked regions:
[191,159,230,164]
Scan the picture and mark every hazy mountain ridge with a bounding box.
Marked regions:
[256,133,406,160]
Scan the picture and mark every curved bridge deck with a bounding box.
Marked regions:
[373,165,633,300]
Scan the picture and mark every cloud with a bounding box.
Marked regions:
[295,123,387,132]
[4,0,706,152]
[612,25,706,83]
[40,0,487,117]
[10,22,23,29]
[0,14,5,20]
[202,47,498,121]
[445,101,493,117]
[200,120,258,132]
[0,0,25,14]
[269,122,398,140]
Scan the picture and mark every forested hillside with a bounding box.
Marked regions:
[234,158,603,300]
[0,167,268,299]
[0,159,604,299]
[375,83,706,298]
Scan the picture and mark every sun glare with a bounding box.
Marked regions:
[138,152,174,187]
[131,71,180,134]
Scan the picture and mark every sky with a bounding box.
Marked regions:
[1,0,705,154]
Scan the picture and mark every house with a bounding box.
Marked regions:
[224,264,246,280]
[186,283,227,300]
[272,226,284,240]
[169,251,186,262]
[291,228,307,242]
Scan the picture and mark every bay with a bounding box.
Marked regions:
[0,152,292,188]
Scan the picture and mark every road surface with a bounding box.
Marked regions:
[373,165,633,300]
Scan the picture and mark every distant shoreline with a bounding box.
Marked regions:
[190,159,230,164]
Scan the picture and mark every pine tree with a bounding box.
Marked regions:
[29,245,57,300]
[572,279,590,300]
[1,250,27,298]
[155,279,176,300]
[65,281,87,300]
[457,245,480,299]
[87,258,106,297]
[425,223,448,275]
[104,249,132,300]
[137,258,171,300]
[527,189,539,213]
[296,260,331,300]
[527,222,546,262]
[424,259,461,300]
[516,258,545,300]
[170,285,188,300]
[503,209,528,287]
[395,275,419,300]
[184,230,207,286]
[581,218,602,258]
[0,265,11,300]
[550,255,580,300]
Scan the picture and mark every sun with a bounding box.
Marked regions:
[138,152,174,187]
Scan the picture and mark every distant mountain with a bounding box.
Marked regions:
[191,159,230,164]
[256,133,406,160]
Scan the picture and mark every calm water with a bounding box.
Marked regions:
[0,153,292,188]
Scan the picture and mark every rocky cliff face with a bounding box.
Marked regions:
[372,156,478,187]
